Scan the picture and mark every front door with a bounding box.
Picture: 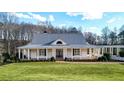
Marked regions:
[56,49,63,60]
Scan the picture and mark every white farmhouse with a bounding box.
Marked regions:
[18,32,124,61]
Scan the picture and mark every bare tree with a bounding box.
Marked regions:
[101,26,110,45]
[83,32,97,44]
[19,23,34,41]
[118,25,124,45]
[0,12,19,54]
[109,27,117,45]
[0,22,4,39]
[95,35,103,45]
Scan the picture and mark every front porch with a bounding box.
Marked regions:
[18,46,122,61]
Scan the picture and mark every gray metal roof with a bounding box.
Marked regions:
[30,32,88,45]
[18,44,96,49]
[18,32,124,49]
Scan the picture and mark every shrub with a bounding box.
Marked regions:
[2,53,20,63]
[47,58,51,62]
[103,53,111,61]
[2,53,11,63]
[0,55,4,64]
[64,57,68,61]
[2,53,10,59]
[119,51,124,57]
[97,57,102,61]
[102,56,108,61]
[10,55,19,63]
[50,57,56,62]
[64,57,72,61]
[97,56,108,62]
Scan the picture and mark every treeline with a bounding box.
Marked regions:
[83,26,124,45]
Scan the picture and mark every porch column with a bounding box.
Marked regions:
[109,47,111,54]
[37,49,39,60]
[63,48,67,59]
[109,48,111,54]
[117,48,119,56]
[71,48,73,59]
[98,48,100,55]
[22,49,25,59]
[103,48,105,54]
[111,48,113,55]
[18,48,20,59]
[52,48,56,58]
[80,48,82,59]
[89,48,92,58]
[28,48,30,60]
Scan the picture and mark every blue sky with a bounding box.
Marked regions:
[13,12,124,35]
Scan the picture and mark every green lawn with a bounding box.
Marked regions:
[0,62,124,80]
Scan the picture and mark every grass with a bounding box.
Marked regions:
[0,62,124,80]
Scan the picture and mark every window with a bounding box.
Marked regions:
[39,49,46,56]
[87,48,89,54]
[113,48,117,55]
[100,48,102,54]
[56,41,62,44]
[91,48,93,53]
[73,49,80,56]
[107,48,110,53]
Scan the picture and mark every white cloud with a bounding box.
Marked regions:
[28,12,47,22]
[81,12,104,20]
[48,15,55,22]
[107,17,121,24]
[66,12,82,16]
[13,13,55,22]
[11,12,47,22]
[107,18,116,24]
[66,12,104,20]
[11,12,31,19]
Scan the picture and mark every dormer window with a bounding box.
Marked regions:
[51,39,66,45]
[56,41,62,44]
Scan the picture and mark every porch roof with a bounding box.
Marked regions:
[95,45,124,48]
[17,44,124,49]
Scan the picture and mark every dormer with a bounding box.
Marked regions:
[51,39,66,45]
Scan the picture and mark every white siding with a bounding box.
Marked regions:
[52,48,56,58]
[63,48,67,58]
[67,49,72,58]
[48,49,52,58]
[30,49,37,59]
